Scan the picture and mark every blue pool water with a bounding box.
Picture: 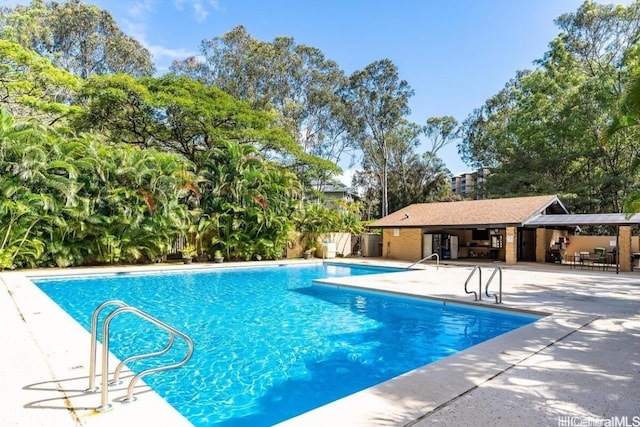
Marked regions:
[34,263,538,426]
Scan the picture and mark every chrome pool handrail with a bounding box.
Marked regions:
[464,265,482,301]
[84,300,194,412]
[485,266,503,304]
[407,253,440,270]
[111,332,176,386]
[85,299,128,393]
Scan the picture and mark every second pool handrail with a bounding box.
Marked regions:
[407,253,440,270]
[485,266,503,304]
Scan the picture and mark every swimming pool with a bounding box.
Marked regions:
[34,263,538,426]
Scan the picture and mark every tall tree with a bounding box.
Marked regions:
[459,0,640,214]
[424,116,459,155]
[386,120,450,213]
[171,25,351,185]
[340,59,414,217]
[73,73,331,172]
[0,0,154,78]
[612,63,640,212]
[351,169,379,222]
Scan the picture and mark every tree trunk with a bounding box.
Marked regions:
[382,145,388,217]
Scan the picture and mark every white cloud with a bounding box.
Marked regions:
[193,2,207,22]
[148,44,196,62]
[127,0,155,18]
[209,0,221,12]
[122,18,195,68]
[173,0,221,23]
[122,18,151,49]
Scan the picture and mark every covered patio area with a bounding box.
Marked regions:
[526,213,640,273]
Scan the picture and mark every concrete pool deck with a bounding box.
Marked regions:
[1,260,639,426]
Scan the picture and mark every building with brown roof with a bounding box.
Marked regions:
[368,195,570,265]
[368,194,640,271]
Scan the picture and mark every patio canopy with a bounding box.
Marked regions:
[524,213,640,227]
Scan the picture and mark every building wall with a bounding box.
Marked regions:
[451,173,477,199]
[534,229,568,262]
[565,235,621,255]
[382,228,422,261]
[285,231,355,258]
[564,234,638,270]
[537,233,639,268]
[456,229,505,260]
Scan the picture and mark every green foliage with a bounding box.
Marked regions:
[171,25,353,185]
[73,73,324,172]
[294,200,365,249]
[0,109,193,269]
[340,59,414,217]
[387,151,451,213]
[385,120,451,212]
[615,62,640,213]
[459,1,640,214]
[71,73,155,143]
[182,243,197,258]
[199,141,302,260]
[349,116,451,217]
[424,116,459,155]
[0,39,81,125]
[0,0,154,78]
[0,9,413,268]
[352,170,380,221]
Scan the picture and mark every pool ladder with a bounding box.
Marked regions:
[85,300,194,412]
[407,253,440,270]
[464,265,503,304]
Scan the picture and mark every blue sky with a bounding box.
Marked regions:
[4,0,631,177]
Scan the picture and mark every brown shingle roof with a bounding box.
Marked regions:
[369,195,565,228]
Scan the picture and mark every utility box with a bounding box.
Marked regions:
[324,242,336,258]
[361,233,382,257]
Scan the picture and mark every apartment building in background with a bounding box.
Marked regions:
[451,169,488,200]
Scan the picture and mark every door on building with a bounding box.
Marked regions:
[518,229,536,261]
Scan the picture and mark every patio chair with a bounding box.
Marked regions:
[579,251,591,269]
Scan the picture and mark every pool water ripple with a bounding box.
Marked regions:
[34,264,537,426]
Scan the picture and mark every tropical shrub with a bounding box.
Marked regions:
[0,109,194,269]
[294,199,365,250]
[199,141,301,260]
